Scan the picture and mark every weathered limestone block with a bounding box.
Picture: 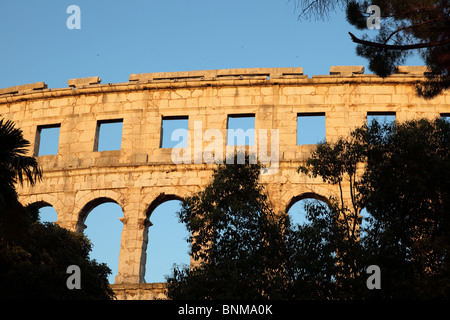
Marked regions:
[329,65,364,76]
[68,76,101,88]
[394,66,430,75]
[0,82,47,95]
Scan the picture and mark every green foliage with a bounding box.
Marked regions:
[0,118,42,208]
[359,118,450,298]
[167,153,288,299]
[0,202,116,300]
[355,42,406,78]
[300,117,450,299]
[283,200,367,299]
[347,0,449,97]
[345,0,370,29]
[296,0,450,98]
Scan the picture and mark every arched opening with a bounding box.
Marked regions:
[287,199,310,226]
[38,206,58,224]
[286,193,330,227]
[31,201,57,224]
[80,198,124,284]
[144,195,190,283]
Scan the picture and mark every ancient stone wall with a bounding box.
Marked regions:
[1,66,448,300]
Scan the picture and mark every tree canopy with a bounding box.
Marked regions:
[300,117,450,299]
[294,0,449,98]
[167,153,288,299]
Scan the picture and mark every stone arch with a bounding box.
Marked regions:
[141,186,197,220]
[285,192,331,213]
[31,201,58,223]
[145,193,184,219]
[74,189,125,233]
[79,197,121,222]
[20,193,57,209]
[285,191,331,227]
[280,182,337,214]
[25,199,52,210]
[19,193,63,223]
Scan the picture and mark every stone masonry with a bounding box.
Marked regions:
[0,66,449,299]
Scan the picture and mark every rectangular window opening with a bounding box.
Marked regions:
[34,124,61,156]
[367,112,396,126]
[94,119,123,151]
[160,116,189,148]
[440,113,450,122]
[226,114,255,146]
[297,112,326,145]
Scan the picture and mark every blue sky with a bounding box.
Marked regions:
[0,0,423,89]
[2,0,424,284]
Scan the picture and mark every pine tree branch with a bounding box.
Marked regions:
[383,18,443,44]
[348,32,450,50]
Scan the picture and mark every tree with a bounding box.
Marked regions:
[0,118,41,209]
[283,199,368,299]
[293,0,449,98]
[0,118,115,299]
[0,205,116,299]
[295,130,369,299]
[299,117,450,299]
[0,118,43,243]
[166,153,288,300]
[166,151,367,300]
[358,118,450,298]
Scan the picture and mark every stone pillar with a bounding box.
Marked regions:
[115,216,149,284]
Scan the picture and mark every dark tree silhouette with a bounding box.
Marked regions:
[293,0,449,98]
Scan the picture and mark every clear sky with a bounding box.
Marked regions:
[2,0,424,284]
